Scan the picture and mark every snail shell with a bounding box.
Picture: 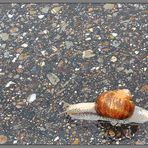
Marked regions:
[95,89,135,119]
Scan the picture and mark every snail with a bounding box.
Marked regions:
[59,89,148,125]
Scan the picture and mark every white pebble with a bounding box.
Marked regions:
[38,15,44,19]
[112,33,118,37]
[11,3,16,7]
[13,140,17,144]
[74,91,77,94]
[41,50,46,56]
[75,68,80,71]
[27,93,36,103]
[118,84,122,87]
[91,67,96,71]
[89,28,93,32]
[12,54,20,63]
[143,67,147,71]
[116,141,120,144]
[85,37,91,41]
[135,51,139,54]
[43,30,48,34]
[118,4,122,8]
[18,65,23,68]
[40,61,45,66]
[85,33,90,36]
[110,56,117,62]
[21,4,25,8]
[21,43,28,48]
[23,32,27,36]
[5,81,16,88]
[54,136,59,141]
[8,14,13,18]
[52,46,58,52]
[132,27,136,31]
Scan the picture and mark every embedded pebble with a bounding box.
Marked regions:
[135,140,144,145]
[47,73,60,85]
[124,69,133,74]
[8,14,13,18]
[21,43,28,48]
[135,51,139,54]
[110,56,117,62]
[72,138,80,144]
[54,136,59,142]
[12,54,20,63]
[13,140,17,144]
[118,4,122,8]
[103,4,115,10]
[111,33,118,37]
[116,141,120,144]
[0,33,9,41]
[10,27,19,33]
[18,53,29,61]
[85,37,91,41]
[51,6,61,14]
[108,130,116,137]
[65,41,73,49]
[27,94,37,103]
[140,85,148,93]
[82,50,95,59]
[112,40,121,47]
[41,50,47,56]
[89,28,93,32]
[38,15,44,19]
[41,6,49,13]
[1,44,6,48]
[52,46,58,52]
[0,135,8,144]
[5,81,16,88]
[15,101,26,109]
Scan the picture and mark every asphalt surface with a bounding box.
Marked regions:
[0,3,148,145]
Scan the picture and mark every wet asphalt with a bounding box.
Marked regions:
[0,3,148,145]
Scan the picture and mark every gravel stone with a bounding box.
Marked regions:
[0,135,8,144]
[65,41,73,49]
[27,94,37,103]
[0,33,9,41]
[110,56,117,62]
[41,6,49,13]
[21,43,28,48]
[103,4,115,10]
[5,81,16,88]
[51,6,61,14]
[72,138,80,144]
[47,73,60,85]
[82,50,95,59]
[38,15,44,19]
[54,136,59,142]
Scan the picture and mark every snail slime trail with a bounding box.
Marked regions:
[59,89,148,126]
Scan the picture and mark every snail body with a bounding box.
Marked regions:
[60,89,148,125]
